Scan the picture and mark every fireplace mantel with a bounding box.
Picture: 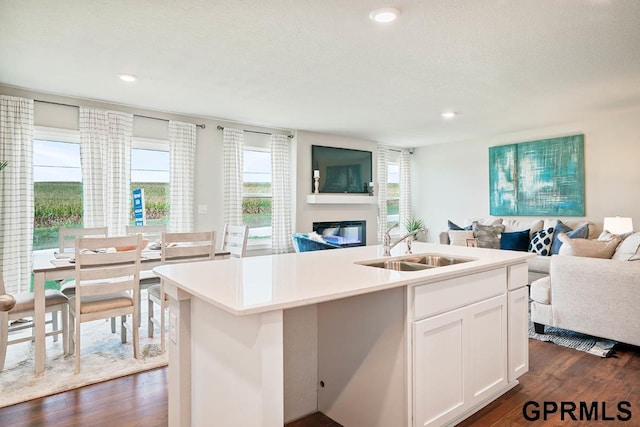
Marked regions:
[306,194,377,205]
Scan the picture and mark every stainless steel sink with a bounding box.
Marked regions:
[357,253,474,271]
[361,260,433,271]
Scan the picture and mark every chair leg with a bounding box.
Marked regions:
[120,315,127,343]
[148,298,154,338]
[0,312,8,372]
[74,314,81,374]
[138,289,142,327]
[133,311,139,359]
[52,311,59,342]
[111,317,116,333]
[62,305,69,355]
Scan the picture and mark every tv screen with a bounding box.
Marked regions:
[312,145,372,194]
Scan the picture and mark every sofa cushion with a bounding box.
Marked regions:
[472,222,504,249]
[463,217,503,227]
[500,229,530,251]
[447,220,472,231]
[502,219,543,239]
[529,227,554,256]
[557,233,621,259]
[448,230,475,246]
[550,221,589,255]
[530,276,551,304]
[612,232,640,261]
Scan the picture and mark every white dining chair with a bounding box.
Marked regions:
[220,224,249,258]
[147,231,216,353]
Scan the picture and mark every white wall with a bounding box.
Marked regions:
[295,130,379,244]
[413,106,640,242]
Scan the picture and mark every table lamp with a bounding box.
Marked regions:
[603,216,634,234]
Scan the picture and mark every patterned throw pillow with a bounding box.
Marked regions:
[529,227,555,256]
[550,221,589,255]
[472,221,505,249]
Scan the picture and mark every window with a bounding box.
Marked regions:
[130,140,170,226]
[387,153,400,230]
[243,143,272,245]
[33,131,82,251]
[32,128,170,250]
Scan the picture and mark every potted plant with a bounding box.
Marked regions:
[405,217,425,236]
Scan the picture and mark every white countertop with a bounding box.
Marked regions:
[153,242,534,316]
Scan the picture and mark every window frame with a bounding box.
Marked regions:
[242,144,273,250]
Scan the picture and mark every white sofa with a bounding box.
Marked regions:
[439,217,596,283]
[530,253,640,346]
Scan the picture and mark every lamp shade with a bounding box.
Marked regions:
[603,217,634,234]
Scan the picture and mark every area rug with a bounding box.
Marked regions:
[528,321,617,357]
[0,292,167,408]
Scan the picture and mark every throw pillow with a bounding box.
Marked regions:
[448,230,475,246]
[557,233,621,259]
[612,232,640,261]
[598,230,634,241]
[447,220,472,231]
[502,219,543,239]
[472,221,504,249]
[529,227,554,256]
[500,229,530,251]
[550,221,589,255]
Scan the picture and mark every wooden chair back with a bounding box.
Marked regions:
[161,231,216,264]
[220,224,249,258]
[59,226,108,254]
[74,235,142,301]
[125,224,166,241]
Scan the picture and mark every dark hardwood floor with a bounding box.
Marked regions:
[1,339,638,426]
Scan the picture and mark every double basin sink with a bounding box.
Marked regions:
[357,254,474,271]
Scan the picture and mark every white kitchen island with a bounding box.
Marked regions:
[153,242,533,427]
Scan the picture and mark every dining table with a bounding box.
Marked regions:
[31,247,230,376]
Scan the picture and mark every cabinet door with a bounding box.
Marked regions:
[468,294,508,404]
[413,306,468,427]
[508,286,529,381]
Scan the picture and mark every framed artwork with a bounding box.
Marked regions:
[489,134,585,216]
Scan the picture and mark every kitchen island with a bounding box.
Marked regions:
[153,242,533,427]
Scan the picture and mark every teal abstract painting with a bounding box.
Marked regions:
[489,134,585,216]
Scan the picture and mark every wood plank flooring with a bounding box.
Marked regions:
[0,339,638,426]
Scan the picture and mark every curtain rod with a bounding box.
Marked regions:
[216,125,293,139]
[34,99,206,129]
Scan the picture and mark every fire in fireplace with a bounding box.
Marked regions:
[312,220,366,247]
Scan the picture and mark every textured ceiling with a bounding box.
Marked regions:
[1,0,639,147]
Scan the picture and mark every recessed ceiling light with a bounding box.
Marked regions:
[118,74,137,83]
[369,7,400,23]
[441,111,457,119]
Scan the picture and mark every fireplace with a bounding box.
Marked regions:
[312,220,366,247]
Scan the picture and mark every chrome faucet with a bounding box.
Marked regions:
[383,224,427,256]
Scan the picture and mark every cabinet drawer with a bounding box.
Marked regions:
[508,263,529,290]
[413,268,506,320]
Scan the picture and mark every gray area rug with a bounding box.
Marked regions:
[0,292,167,408]
[528,321,617,357]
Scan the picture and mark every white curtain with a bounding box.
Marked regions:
[271,134,293,254]
[398,149,412,231]
[169,121,196,232]
[223,127,244,226]
[377,145,389,243]
[79,107,133,237]
[0,95,34,294]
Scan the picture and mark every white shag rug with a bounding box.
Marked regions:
[0,292,168,408]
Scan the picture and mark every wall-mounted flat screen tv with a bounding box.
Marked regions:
[312,145,372,194]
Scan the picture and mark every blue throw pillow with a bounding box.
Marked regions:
[448,220,472,231]
[501,229,530,251]
[550,221,589,255]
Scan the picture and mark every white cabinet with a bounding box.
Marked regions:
[508,285,529,381]
[413,294,507,426]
